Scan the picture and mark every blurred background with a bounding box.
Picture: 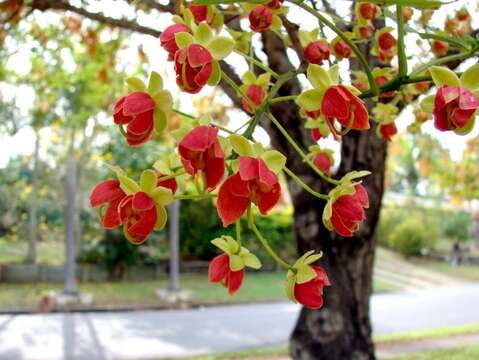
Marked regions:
[1,1,479,360]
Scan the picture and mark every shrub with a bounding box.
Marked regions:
[388,216,437,256]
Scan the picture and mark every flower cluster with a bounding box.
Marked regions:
[87,0,478,312]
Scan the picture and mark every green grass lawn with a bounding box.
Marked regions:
[374,323,479,343]
[409,258,479,282]
[391,346,479,360]
[0,238,64,265]
[0,272,396,311]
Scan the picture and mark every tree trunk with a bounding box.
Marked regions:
[288,130,386,360]
[64,137,78,295]
[260,26,387,359]
[168,200,180,291]
[27,128,40,264]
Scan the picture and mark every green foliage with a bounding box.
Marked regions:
[388,216,436,256]
[378,205,472,256]
[443,211,471,242]
[180,199,295,262]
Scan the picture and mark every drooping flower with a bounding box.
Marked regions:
[377,32,397,51]
[431,39,449,56]
[119,192,158,245]
[324,181,369,237]
[286,251,330,309]
[357,23,374,39]
[304,40,330,65]
[433,85,479,132]
[331,37,352,60]
[217,156,281,227]
[160,24,192,61]
[189,4,208,23]
[114,92,156,147]
[321,85,370,130]
[242,85,266,113]
[266,0,284,10]
[208,236,261,295]
[294,265,330,309]
[379,122,398,142]
[174,44,213,94]
[358,3,381,20]
[178,125,225,190]
[312,149,334,173]
[89,179,127,229]
[249,5,273,32]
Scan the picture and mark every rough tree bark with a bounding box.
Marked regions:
[261,22,386,358]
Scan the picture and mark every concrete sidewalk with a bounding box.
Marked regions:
[1,284,479,360]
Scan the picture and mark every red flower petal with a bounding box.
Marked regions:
[179,126,218,152]
[322,86,350,120]
[331,210,353,237]
[102,197,123,229]
[187,44,213,68]
[205,152,225,190]
[122,92,156,116]
[90,179,125,207]
[128,206,157,237]
[257,158,278,188]
[294,266,329,309]
[354,184,369,208]
[208,254,230,283]
[226,269,244,295]
[132,192,155,211]
[256,182,281,215]
[217,174,251,227]
[127,110,154,136]
[238,157,259,181]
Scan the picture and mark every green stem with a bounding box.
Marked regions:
[410,51,478,77]
[235,50,281,79]
[247,208,291,269]
[174,193,217,200]
[212,123,235,134]
[359,75,431,99]
[284,167,329,200]
[396,5,408,77]
[270,95,297,104]
[157,169,186,182]
[267,112,339,184]
[289,0,379,96]
[235,221,242,247]
[172,108,196,119]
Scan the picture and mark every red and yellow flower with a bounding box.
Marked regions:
[208,236,261,295]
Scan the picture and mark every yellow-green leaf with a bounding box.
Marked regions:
[155,205,168,230]
[140,169,158,194]
[175,32,194,49]
[208,36,235,61]
[126,77,146,91]
[118,175,140,195]
[460,64,479,91]
[307,64,332,90]
[261,150,286,174]
[229,134,253,156]
[148,71,163,94]
[151,187,173,205]
[430,66,460,88]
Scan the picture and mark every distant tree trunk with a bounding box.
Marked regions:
[27,128,40,264]
[168,200,180,291]
[260,25,387,358]
[64,132,77,295]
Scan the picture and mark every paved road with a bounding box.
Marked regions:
[1,284,479,360]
